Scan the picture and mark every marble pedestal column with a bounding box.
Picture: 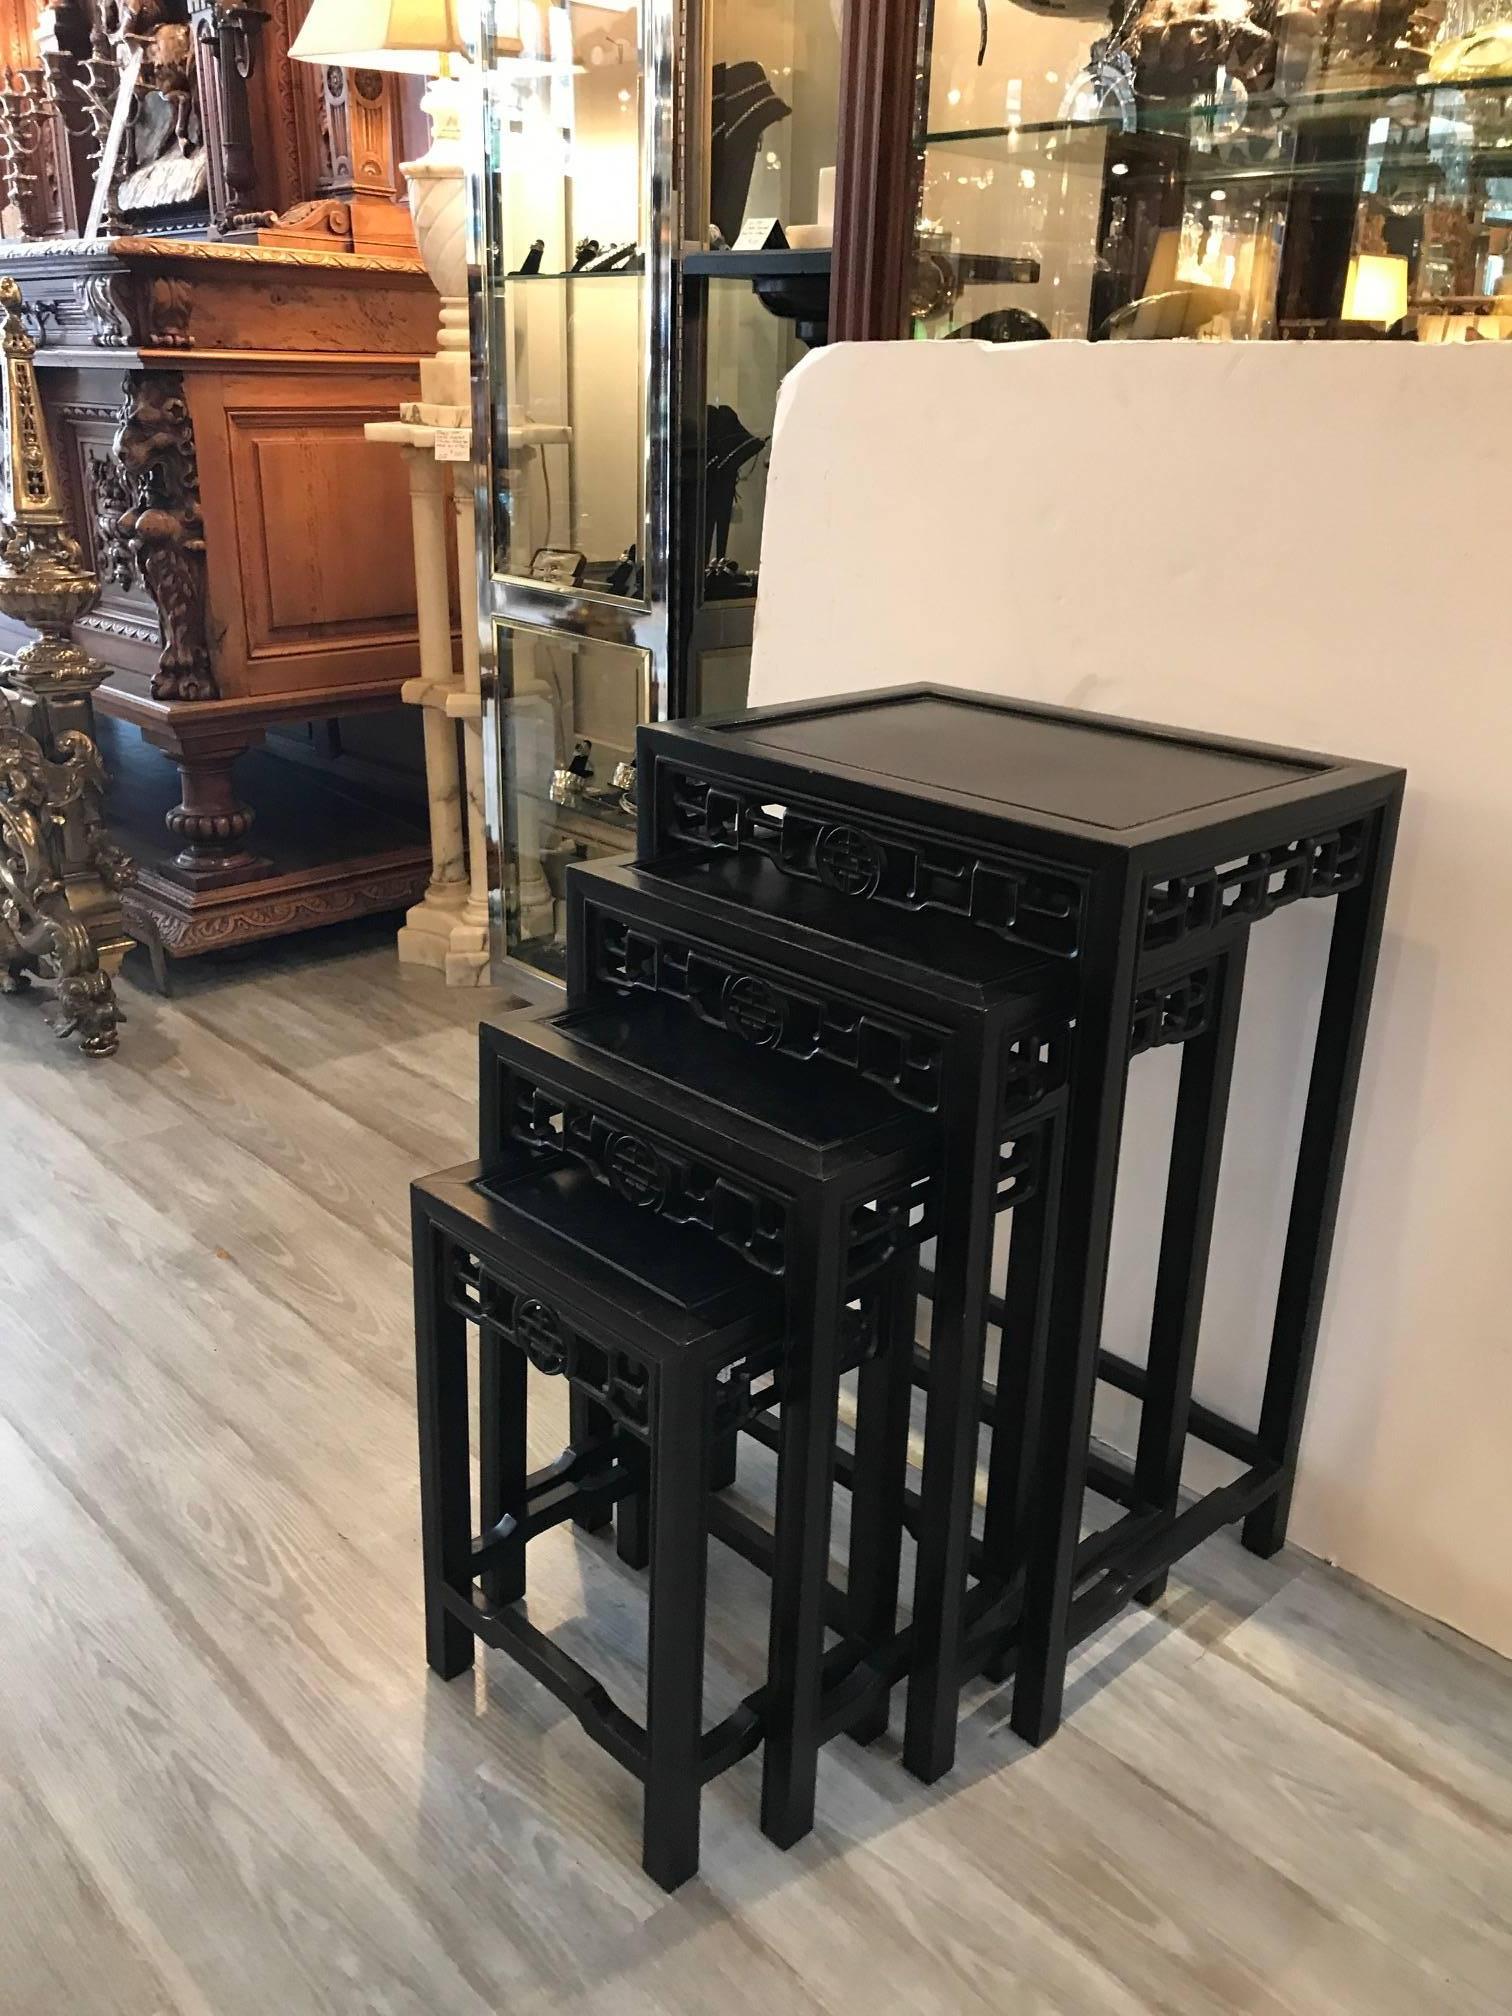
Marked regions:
[367,417,491,986]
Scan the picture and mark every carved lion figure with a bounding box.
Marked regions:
[112,375,216,702]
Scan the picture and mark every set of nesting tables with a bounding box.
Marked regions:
[411,685,1403,1890]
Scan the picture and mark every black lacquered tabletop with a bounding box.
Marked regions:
[723,692,1325,831]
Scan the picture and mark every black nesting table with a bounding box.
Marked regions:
[636,685,1404,1780]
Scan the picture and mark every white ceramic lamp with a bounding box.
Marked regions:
[290,0,520,421]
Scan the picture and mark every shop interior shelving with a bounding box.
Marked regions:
[473,0,843,978]
[908,0,1512,345]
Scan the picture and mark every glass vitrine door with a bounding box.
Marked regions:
[676,0,842,713]
[475,0,672,974]
[474,0,848,976]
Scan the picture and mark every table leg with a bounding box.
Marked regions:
[1243,795,1402,1558]
[478,1322,528,1607]
[615,1434,651,1570]
[412,1203,475,1680]
[642,1353,711,1891]
[846,1250,920,1744]
[982,1104,1065,1677]
[903,1027,1003,1783]
[1012,867,1143,1748]
[569,1390,614,1535]
[761,1208,845,1846]
[1132,932,1250,1604]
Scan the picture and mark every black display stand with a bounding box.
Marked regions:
[412,682,1404,1887]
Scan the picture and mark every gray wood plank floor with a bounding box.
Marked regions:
[2,929,1507,2016]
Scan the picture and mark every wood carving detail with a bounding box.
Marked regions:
[147,273,192,346]
[0,66,84,240]
[191,0,277,234]
[0,67,42,233]
[86,444,136,589]
[126,859,428,950]
[81,272,135,346]
[112,372,216,700]
[269,195,354,242]
[313,61,400,199]
[320,64,348,183]
[0,233,423,271]
[79,609,159,644]
[263,0,302,211]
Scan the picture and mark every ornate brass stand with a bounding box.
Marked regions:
[0,276,134,1057]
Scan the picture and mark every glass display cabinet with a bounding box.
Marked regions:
[910,0,1512,342]
[473,0,842,977]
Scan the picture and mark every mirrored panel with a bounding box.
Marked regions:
[705,0,843,246]
[493,622,649,976]
[701,275,804,596]
[482,4,650,592]
[692,642,756,715]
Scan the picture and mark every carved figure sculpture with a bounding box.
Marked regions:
[105,0,201,167]
[112,373,215,701]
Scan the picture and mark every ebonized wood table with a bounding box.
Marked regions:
[636,683,1404,1780]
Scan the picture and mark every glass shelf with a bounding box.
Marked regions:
[492,622,649,976]
[683,248,833,275]
[499,269,646,281]
[923,70,1512,148]
[924,126,1512,189]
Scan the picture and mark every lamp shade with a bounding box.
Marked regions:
[288,0,472,72]
[1342,253,1409,328]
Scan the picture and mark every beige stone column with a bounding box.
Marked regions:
[439,467,493,984]
[366,422,491,981]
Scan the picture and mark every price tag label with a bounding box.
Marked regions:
[733,216,785,252]
[434,427,472,462]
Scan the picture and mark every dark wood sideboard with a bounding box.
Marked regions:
[0,234,440,968]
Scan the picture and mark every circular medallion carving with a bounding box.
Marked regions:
[606,1131,667,1210]
[723,973,784,1048]
[515,1297,566,1374]
[816,824,884,900]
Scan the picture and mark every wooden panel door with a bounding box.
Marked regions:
[191,365,426,702]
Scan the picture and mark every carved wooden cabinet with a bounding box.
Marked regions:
[0,0,417,256]
[1,233,441,964]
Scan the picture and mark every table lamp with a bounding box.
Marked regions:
[1341,214,1409,329]
[290,0,521,420]
[1341,252,1409,328]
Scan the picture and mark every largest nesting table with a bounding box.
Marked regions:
[629,684,1404,1781]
